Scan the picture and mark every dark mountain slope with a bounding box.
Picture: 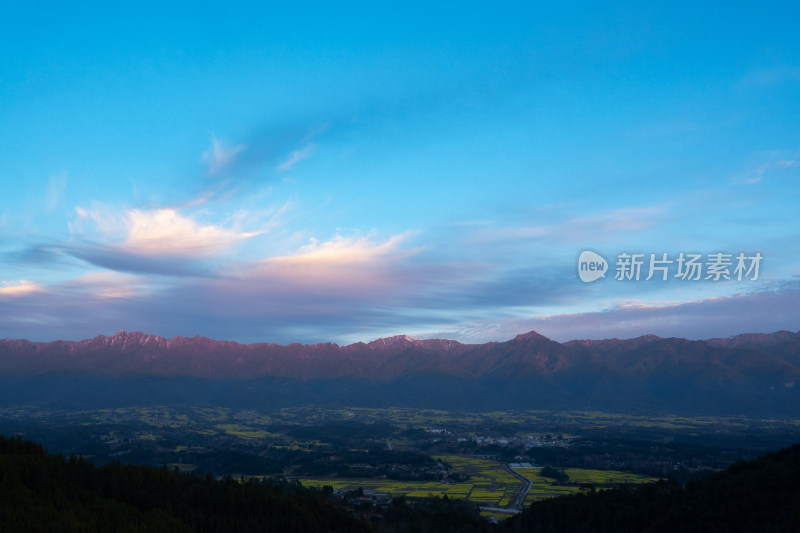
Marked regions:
[504,442,800,532]
[0,435,369,533]
[1,330,799,414]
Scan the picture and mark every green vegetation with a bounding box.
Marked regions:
[504,444,800,532]
[300,478,470,498]
[0,435,368,532]
[4,431,799,532]
[214,424,275,439]
[0,434,497,532]
[563,468,661,485]
[1,403,799,530]
[514,466,659,506]
[539,465,568,483]
[1,404,796,509]
[297,455,660,509]
[298,454,523,508]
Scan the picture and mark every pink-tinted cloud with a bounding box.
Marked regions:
[474,206,668,243]
[238,232,421,295]
[446,283,800,343]
[1,261,797,346]
[69,206,262,272]
[65,272,149,300]
[0,280,44,299]
[123,208,259,257]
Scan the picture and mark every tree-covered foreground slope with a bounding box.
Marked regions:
[0,435,369,533]
[0,434,493,533]
[504,443,800,532]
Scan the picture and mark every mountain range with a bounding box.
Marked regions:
[1,330,799,415]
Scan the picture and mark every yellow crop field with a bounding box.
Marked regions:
[405,490,440,498]
[297,454,523,508]
[515,466,659,505]
[563,468,660,485]
[299,455,660,509]
[214,424,276,439]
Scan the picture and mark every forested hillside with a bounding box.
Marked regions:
[0,435,368,532]
[504,443,800,532]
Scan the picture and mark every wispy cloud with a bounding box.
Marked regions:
[277,145,314,171]
[64,272,149,300]
[1,267,795,347]
[123,208,260,257]
[202,136,246,176]
[74,206,260,258]
[0,280,44,298]
[242,232,420,293]
[461,283,800,343]
[275,123,328,171]
[46,172,68,211]
[275,232,413,263]
[738,156,797,184]
[474,206,668,243]
[61,204,270,276]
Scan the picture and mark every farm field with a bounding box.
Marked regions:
[3,404,798,444]
[299,454,522,508]
[563,467,661,485]
[298,455,662,509]
[1,403,787,500]
[514,466,661,506]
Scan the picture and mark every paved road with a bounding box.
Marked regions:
[478,506,519,515]
[506,465,532,511]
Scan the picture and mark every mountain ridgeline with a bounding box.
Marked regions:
[1,330,799,415]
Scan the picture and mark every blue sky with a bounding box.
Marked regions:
[1,2,799,344]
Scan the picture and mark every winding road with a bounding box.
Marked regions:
[506,464,532,511]
[479,464,531,515]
